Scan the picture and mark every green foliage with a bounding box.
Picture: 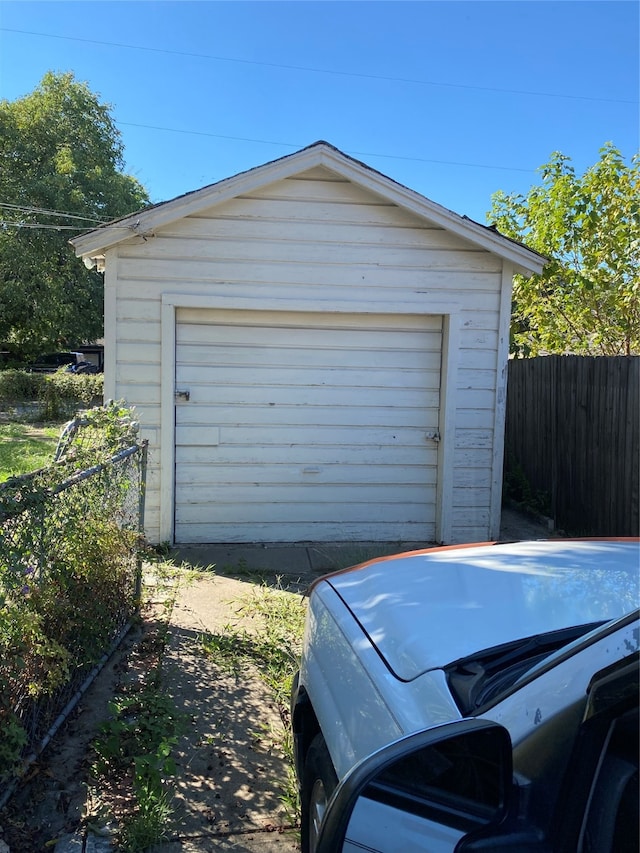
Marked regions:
[54,400,140,466]
[0,404,144,783]
[489,143,639,355]
[91,597,186,851]
[0,71,149,358]
[39,370,103,420]
[0,603,69,775]
[93,690,184,775]
[200,583,306,710]
[119,777,174,852]
[0,367,103,421]
[94,692,183,852]
[0,369,42,401]
[503,456,552,517]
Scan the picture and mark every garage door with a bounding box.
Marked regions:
[174,309,442,543]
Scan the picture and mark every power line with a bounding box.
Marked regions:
[119,121,537,174]
[0,220,88,230]
[0,203,107,224]
[2,26,635,106]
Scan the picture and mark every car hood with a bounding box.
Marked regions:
[325,540,640,681]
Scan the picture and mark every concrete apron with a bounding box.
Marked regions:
[171,540,443,581]
[169,505,555,578]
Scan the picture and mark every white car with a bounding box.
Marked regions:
[291,539,639,852]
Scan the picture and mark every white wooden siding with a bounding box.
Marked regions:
[174,310,441,543]
[106,167,507,543]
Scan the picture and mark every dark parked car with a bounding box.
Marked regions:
[29,352,82,373]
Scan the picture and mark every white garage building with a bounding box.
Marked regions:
[71,142,544,546]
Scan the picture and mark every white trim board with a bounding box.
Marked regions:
[71,143,546,277]
[159,293,460,543]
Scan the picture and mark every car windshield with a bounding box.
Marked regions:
[445,621,604,715]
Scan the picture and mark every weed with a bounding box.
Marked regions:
[88,564,187,849]
[201,583,306,708]
[0,404,145,785]
[92,689,185,774]
[504,456,552,517]
[119,780,174,852]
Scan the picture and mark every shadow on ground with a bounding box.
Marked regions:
[0,507,552,852]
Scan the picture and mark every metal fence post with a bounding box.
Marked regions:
[135,439,149,606]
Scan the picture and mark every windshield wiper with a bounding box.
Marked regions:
[446,622,604,714]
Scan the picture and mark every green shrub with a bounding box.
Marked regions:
[40,371,103,420]
[0,404,143,783]
[0,368,103,421]
[0,369,44,402]
[503,454,552,517]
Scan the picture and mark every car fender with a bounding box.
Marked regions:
[301,583,461,779]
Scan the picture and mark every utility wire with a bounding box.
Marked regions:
[1,26,635,105]
[0,203,108,223]
[0,220,91,230]
[118,121,537,173]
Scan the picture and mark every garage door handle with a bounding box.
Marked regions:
[175,389,190,401]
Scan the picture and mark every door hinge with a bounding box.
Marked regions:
[175,389,190,401]
[425,430,441,443]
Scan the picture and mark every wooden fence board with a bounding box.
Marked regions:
[505,356,639,536]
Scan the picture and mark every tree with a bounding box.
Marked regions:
[489,144,639,356]
[0,72,149,359]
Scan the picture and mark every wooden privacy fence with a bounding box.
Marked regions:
[505,356,639,537]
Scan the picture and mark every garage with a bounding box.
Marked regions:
[174,308,442,542]
[71,141,546,544]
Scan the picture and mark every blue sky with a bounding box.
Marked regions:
[0,1,637,223]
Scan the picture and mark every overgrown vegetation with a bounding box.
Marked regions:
[0,403,145,788]
[88,563,187,851]
[200,581,307,824]
[0,368,103,421]
[503,454,552,517]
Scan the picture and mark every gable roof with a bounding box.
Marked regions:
[70,141,546,275]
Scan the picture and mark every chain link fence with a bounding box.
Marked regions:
[0,406,147,799]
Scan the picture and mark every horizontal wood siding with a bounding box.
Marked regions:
[110,168,504,542]
[174,311,441,542]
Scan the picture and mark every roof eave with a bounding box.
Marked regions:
[70,142,546,276]
[314,147,546,275]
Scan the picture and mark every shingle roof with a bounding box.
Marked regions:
[70,140,546,275]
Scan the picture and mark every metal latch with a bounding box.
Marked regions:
[425,430,441,443]
[175,389,190,401]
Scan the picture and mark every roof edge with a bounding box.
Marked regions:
[70,141,546,275]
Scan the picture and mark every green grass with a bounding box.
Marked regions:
[0,422,61,481]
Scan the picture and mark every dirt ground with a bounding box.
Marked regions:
[0,508,552,853]
[0,570,303,853]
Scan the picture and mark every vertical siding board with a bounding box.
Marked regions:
[505,356,639,537]
[489,264,514,539]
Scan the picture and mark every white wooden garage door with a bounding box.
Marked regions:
[174,309,442,543]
